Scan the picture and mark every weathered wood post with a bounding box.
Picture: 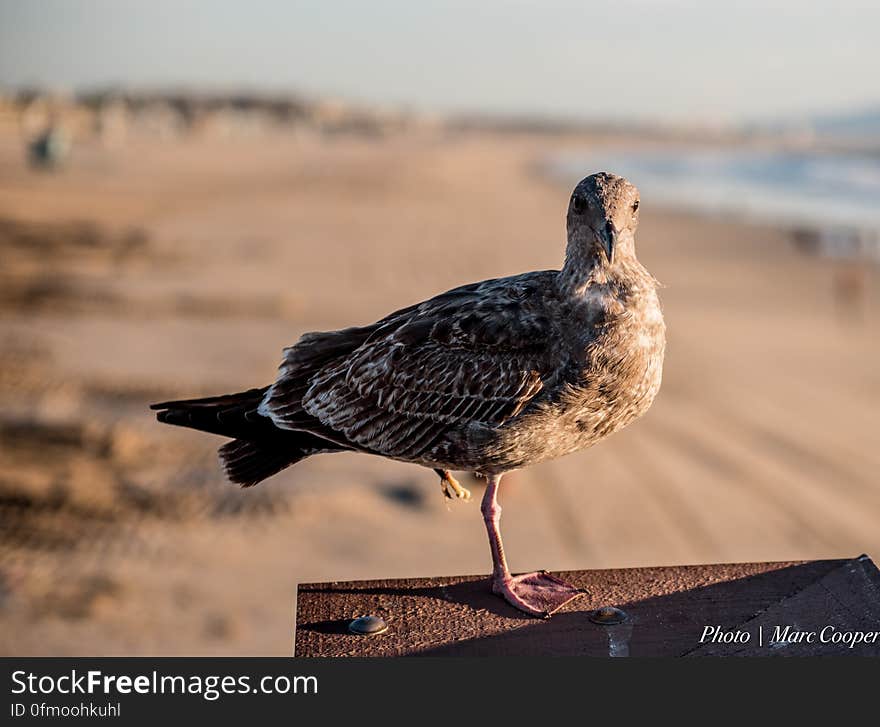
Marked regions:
[295,555,880,656]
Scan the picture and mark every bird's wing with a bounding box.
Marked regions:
[262,273,563,461]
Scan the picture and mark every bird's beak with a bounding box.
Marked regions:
[600,223,617,266]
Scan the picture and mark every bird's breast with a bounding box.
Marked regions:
[456,282,666,471]
[569,287,665,440]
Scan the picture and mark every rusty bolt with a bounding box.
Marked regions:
[589,606,628,625]
[348,615,388,635]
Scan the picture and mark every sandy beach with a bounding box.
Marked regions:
[1,127,878,655]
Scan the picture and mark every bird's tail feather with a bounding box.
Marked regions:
[219,439,307,488]
[150,387,269,439]
[152,387,342,487]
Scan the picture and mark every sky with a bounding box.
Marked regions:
[1,0,878,124]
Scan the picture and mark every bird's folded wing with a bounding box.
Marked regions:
[262,276,560,461]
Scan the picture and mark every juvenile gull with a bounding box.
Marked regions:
[152,172,666,617]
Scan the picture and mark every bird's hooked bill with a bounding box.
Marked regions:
[600,222,617,265]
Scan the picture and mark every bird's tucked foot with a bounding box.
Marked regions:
[491,570,585,618]
[435,469,471,501]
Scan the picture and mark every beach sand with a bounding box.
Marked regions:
[0,129,878,654]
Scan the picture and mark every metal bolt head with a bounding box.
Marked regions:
[348,615,388,635]
[589,606,628,625]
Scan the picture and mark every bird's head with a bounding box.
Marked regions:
[566,172,640,269]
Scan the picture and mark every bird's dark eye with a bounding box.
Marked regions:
[572,196,586,213]
[632,200,640,213]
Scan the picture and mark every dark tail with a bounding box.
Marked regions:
[151,387,340,487]
[150,387,272,439]
[218,438,311,488]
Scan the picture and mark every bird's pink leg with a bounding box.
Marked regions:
[481,473,585,618]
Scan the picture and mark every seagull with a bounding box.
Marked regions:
[152,172,666,617]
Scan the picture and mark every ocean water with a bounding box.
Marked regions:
[549,146,880,261]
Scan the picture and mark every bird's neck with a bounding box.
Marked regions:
[559,233,608,297]
[558,232,650,299]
